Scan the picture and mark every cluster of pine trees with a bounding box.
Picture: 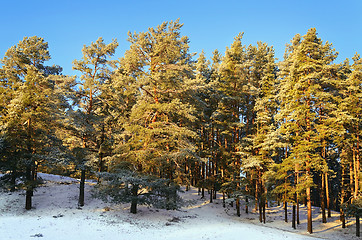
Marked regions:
[0,20,361,235]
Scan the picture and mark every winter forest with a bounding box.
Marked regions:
[0,19,361,238]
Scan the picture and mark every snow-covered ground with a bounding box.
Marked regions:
[0,173,358,240]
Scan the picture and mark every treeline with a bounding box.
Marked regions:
[0,20,361,235]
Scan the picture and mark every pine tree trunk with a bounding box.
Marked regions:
[325,172,331,218]
[201,162,205,199]
[131,185,139,214]
[25,165,32,210]
[185,161,189,191]
[305,96,313,234]
[236,196,240,217]
[292,202,296,229]
[213,183,217,199]
[307,185,313,233]
[356,215,360,237]
[341,212,346,228]
[350,161,354,199]
[284,177,287,223]
[25,189,32,210]
[97,153,103,183]
[321,173,327,223]
[295,164,300,224]
[262,200,266,224]
[306,159,313,233]
[98,124,105,178]
[25,118,33,210]
[245,196,249,214]
[284,201,288,223]
[265,190,268,209]
[354,132,360,200]
[297,195,300,225]
[258,171,263,223]
[130,185,139,214]
[262,178,266,223]
[78,169,85,207]
[259,200,263,223]
[255,172,259,212]
[223,192,226,208]
[341,161,346,228]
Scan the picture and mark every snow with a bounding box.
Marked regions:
[0,173,358,240]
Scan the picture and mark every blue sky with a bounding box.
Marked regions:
[1,0,361,76]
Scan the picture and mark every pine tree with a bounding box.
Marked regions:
[70,37,118,207]
[0,36,72,209]
[94,169,184,214]
[243,42,278,223]
[188,50,210,194]
[338,53,362,236]
[111,20,198,182]
[215,34,248,213]
[346,54,362,201]
[277,28,339,233]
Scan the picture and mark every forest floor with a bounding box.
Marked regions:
[0,173,359,240]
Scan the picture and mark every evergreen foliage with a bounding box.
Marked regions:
[94,170,184,214]
[70,37,118,206]
[0,21,360,235]
[111,20,198,183]
[0,36,74,209]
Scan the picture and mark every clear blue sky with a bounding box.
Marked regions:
[1,0,361,76]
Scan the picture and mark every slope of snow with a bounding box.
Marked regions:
[0,173,358,240]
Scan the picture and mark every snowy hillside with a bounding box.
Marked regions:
[0,173,358,240]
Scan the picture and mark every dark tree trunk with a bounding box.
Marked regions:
[223,192,226,208]
[78,169,86,207]
[297,194,300,225]
[295,165,300,225]
[357,215,360,237]
[341,211,346,228]
[259,200,263,223]
[98,125,105,178]
[236,196,240,217]
[321,173,327,223]
[262,201,266,224]
[245,196,249,214]
[292,203,296,229]
[201,162,205,199]
[131,199,138,214]
[307,185,313,234]
[25,190,32,210]
[213,184,217,199]
[350,162,354,199]
[25,118,33,210]
[284,201,288,223]
[25,166,32,210]
[209,188,213,203]
[255,175,259,212]
[354,133,360,200]
[131,185,139,214]
[325,172,331,218]
[341,161,346,228]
